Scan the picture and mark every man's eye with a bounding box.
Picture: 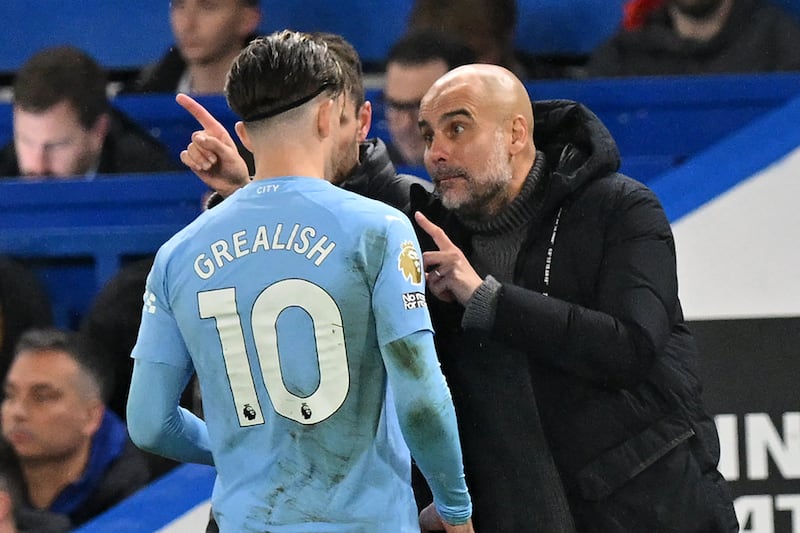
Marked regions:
[453,124,465,134]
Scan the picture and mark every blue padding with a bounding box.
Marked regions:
[0,1,172,72]
[0,173,208,327]
[650,92,800,222]
[515,0,625,55]
[4,1,800,72]
[72,464,215,533]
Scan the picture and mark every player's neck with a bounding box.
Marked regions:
[251,148,325,181]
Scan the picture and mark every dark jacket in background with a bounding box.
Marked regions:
[586,0,800,76]
[124,34,259,94]
[342,137,431,213]
[410,99,738,532]
[0,107,178,178]
[19,410,151,529]
[124,46,186,94]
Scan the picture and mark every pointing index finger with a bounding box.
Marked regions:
[414,211,454,251]
[175,93,227,136]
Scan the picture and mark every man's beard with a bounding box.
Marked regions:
[671,0,725,19]
[435,129,513,221]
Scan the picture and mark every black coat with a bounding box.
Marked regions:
[586,0,800,77]
[342,137,432,214]
[411,100,739,532]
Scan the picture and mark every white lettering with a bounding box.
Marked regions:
[192,224,336,279]
[307,235,335,266]
[256,184,281,194]
[746,413,800,480]
[232,230,250,258]
[776,495,800,531]
[294,227,314,254]
[716,414,740,480]
[272,223,286,250]
[211,239,234,267]
[252,225,270,252]
[285,223,300,250]
[736,495,774,533]
[194,254,214,280]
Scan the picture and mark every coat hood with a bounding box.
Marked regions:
[532,99,621,211]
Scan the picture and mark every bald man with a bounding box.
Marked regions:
[410,64,738,532]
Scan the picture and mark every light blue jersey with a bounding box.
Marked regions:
[131,177,470,532]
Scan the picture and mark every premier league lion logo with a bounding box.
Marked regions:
[398,241,423,285]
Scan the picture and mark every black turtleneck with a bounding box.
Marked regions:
[460,153,547,331]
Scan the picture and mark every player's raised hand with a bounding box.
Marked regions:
[414,211,483,306]
[176,93,250,198]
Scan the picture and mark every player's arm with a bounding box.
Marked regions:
[382,330,472,529]
[127,358,214,466]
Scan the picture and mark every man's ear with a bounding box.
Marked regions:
[357,101,372,142]
[234,121,253,152]
[238,5,262,38]
[508,115,530,156]
[83,401,105,438]
[316,98,335,139]
[88,112,111,152]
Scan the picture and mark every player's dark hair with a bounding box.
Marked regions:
[225,30,344,123]
[311,32,365,112]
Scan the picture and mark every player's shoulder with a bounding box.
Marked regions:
[331,187,411,226]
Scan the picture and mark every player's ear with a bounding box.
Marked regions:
[316,98,334,139]
[234,121,254,152]
[357,101,372,142]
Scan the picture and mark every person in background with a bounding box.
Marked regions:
[0,450,70,533]
[127,30,473,532]
[0,256,53,386]
[584,0,800,76]
[1,328,151,529]
[126,0,262,94]
[0,46,177,179]
[0,467,20,533]
[404,0,567,79]
[382,30,475,168]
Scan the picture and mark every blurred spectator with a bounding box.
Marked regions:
[0,257,53,385]
[405,0,569,78]
[382,30,475,168]
[0,46,177,180]
[80,257,189,479]
[407,0,519,71]
[0,328,151,529]
[0,449,69,533]
[126,0,262,94]
[80,257,155,421]
[585,0,800,77]
[0,465,20,533]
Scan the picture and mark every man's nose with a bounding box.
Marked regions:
[23,146,51,175]
[427,135,449,163]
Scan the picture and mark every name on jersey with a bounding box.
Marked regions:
[194,223,336,280]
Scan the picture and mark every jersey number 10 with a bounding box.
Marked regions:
[198,280,349,427]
